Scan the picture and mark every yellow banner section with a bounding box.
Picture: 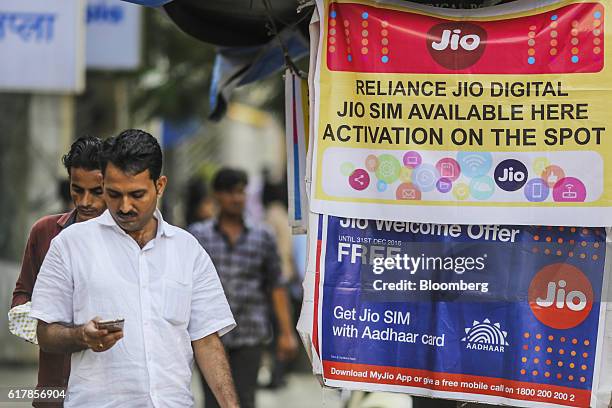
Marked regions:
[311,0,612,226]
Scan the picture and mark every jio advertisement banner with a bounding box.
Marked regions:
[310,0,612,226]
[310,214,611,407]
[0,0,85,92]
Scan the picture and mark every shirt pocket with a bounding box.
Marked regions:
[162,279,191,325]
[71,350,107,383]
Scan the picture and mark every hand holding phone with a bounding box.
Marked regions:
[82,317,124,352]
[95,318,125,333]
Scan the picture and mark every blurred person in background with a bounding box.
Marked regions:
[9,136,106,408]
[189,167,299,408]
[184,176,215,227]
[30,130,239,407]
[261,170,294,289]
[261,171,299,388]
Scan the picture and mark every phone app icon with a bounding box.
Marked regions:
[552,177,586,202]
[348,168,370,191]
[470,176,495,200]
[413,164,439,192]
[542,165,565,188]
[453,182,470,201]
[532,157,550,174]
[396,183,421,200]
[436,178,453,193]
[403,151,422,168]
[399,167,412,182]
[473,181,492,193]
[403,189,416,199]
[375,154,401,184]
[377,180,388,192]
[340,162,355,176]
[532,183,542,198]
[365,155,379,171]
[406,156,419,166]
[419,172,433,184]
[562,184,578,199]
[457,152,492,178]
[436,158,461,181]
[380,162,394,177]
[524,178,549,202]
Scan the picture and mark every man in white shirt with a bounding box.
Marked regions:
[31,129,239,408]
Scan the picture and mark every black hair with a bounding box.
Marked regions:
[212,168,248,192]
[185,177,210,225]
[61,136,102,175]
[262,168,288,208]
[57,179,71,211]
[100,129,163,180]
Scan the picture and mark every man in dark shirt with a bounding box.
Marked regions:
[188,168,298,408]
[10,136,106,407]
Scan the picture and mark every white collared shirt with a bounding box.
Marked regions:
[31,210,235,408]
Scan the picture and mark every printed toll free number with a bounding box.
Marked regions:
[515,387,575,402]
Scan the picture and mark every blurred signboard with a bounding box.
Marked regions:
[120,0,170,6]
[0,0,85,93]
[86,0,142,70]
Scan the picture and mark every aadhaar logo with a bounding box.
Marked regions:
[462,318,508,353]
[427,22,487,69]
[528,264,593,329]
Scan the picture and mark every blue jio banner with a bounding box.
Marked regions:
[313,215,609,407]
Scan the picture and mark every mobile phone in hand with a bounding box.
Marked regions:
[96,318,125,332]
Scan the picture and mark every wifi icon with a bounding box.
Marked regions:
[457,152,493,178]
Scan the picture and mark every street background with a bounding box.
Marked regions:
[0,1,314,406]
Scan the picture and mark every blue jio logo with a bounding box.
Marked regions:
[494,159,528,192]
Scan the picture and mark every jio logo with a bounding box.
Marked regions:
[528,264,594,329]
[427,22,487,70]
[494,159,528,192]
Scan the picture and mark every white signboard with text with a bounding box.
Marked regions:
[0,0,85,93]
[86,0,141,70]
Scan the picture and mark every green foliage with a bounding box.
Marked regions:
[131,8,217,122]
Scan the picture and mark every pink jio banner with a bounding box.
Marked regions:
[326,2,604,74]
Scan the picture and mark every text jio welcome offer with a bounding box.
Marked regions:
[315,216,608,407]
[311,0,612,226]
